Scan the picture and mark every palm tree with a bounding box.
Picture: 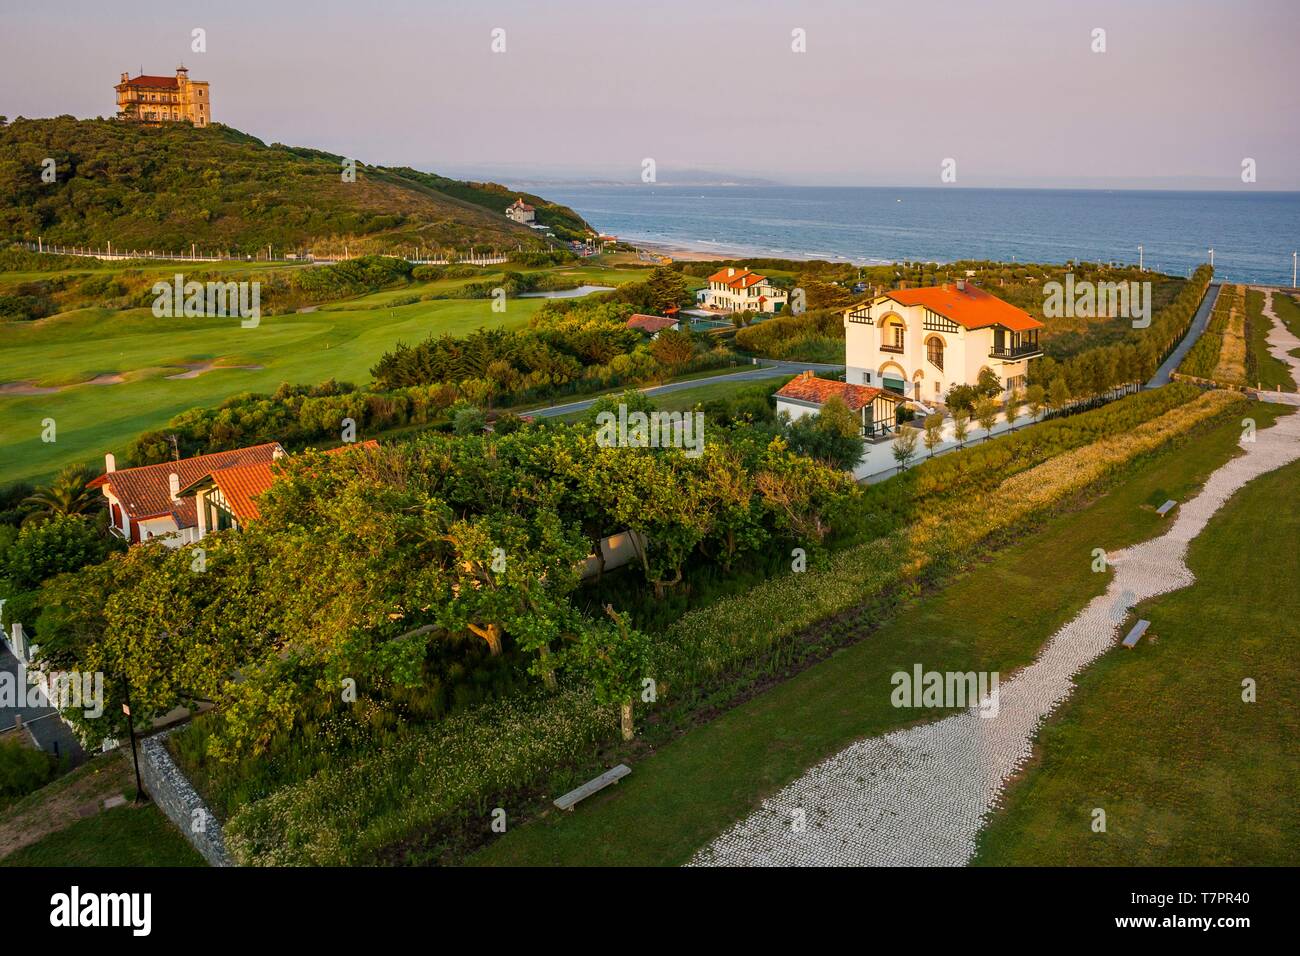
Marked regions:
[22,464,100,521]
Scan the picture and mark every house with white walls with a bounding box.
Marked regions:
[90,441,377,547]
[843,280,1043,402]
[774,370,903,438]
[700,267,788,314]
[89,444,285,547]
[505,198,536,224]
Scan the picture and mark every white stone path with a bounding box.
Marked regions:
[1256,288,1300,405]
[692,308,1300,867]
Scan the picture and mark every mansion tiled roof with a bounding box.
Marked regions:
[775,371,897,412]
[119,74,180,89]
[880,284,1044,333]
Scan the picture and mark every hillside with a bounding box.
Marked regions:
[0,116,592,254]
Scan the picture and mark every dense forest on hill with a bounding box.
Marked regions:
[0,116,592,254]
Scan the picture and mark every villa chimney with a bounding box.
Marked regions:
[105,452,116,473]
[727,267,736,277]
[272,445,286,460]
[120,72,129,83]
[956,279,967,292]
[169,472,180,502]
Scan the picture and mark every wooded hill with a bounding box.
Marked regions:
[0,116,592,255]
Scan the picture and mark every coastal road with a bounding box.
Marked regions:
[525,361,844,419]
[1148,282,1220,387]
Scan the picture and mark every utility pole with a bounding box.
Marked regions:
[121,675,146,805]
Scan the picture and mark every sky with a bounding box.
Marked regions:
[2,0,1297,189]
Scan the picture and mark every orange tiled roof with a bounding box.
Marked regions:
[882,284,1043,333]
[180,440,379,524]
[89,443,283,527]
[775,371,897,413]
[208,461,278,524]
[626,314,678,334]
[706,267,769,290]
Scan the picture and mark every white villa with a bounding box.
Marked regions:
[505,198,536,224]
[843,280,1043,401]
[699,267,788,314]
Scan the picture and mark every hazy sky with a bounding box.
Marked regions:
[3,0,1297,189]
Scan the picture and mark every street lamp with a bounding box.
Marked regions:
[1208,248,1215,268]
[1138,245,1143,271]
[1293,251,1297,289]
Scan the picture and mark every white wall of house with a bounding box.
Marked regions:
[844,298,1032,400]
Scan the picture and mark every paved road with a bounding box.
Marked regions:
[1148,282,1220,387]
[0,645,87,767]
[526,361,844,419]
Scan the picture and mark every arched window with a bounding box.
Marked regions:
[881,315,905,352]
[926,336,945,370]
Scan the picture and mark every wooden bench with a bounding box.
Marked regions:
[1156,499,1177,517]
[1122,619,1150,648]
[553,764,631,811]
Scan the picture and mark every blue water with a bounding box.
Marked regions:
[542,186,1300,286]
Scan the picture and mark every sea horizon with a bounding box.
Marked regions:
[540,184,1300,285]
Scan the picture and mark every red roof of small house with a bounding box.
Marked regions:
[881,284,1044,333]
[207,461,278,524]
[775,371,898,412]
[120,74,180,89]
[177,440,380,525]
[89,443,284,527]
[626,314,679,334]
[510,198,535,211]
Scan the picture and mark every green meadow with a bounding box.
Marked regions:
[0,263,642,486]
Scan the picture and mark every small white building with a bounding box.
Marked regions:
[843,280,1043,402]
[774,370,903,438]
[505,198,536,224]
[700,267,788,314]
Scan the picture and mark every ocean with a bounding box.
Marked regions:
[541,185,1300,286]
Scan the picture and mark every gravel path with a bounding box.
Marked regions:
[692,340,1300,867]
[1257,288,1300,405]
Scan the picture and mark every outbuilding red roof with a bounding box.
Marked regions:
[775,371,897,412]
[881,284,1044,333]
[626,314,679,334]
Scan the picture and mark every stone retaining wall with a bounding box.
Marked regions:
[138,728,232,866]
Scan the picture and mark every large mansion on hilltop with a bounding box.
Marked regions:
[115,66,210,127]
[844,281,1043,401]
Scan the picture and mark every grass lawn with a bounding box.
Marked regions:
[0,263,643,486]
[469,404,1291,866]
[1246,288,1295,390]
[0,803,206,866]
[974,455,1300,865]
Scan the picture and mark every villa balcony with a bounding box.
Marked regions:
[880,344,905,354]
[988,343,1042,361]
